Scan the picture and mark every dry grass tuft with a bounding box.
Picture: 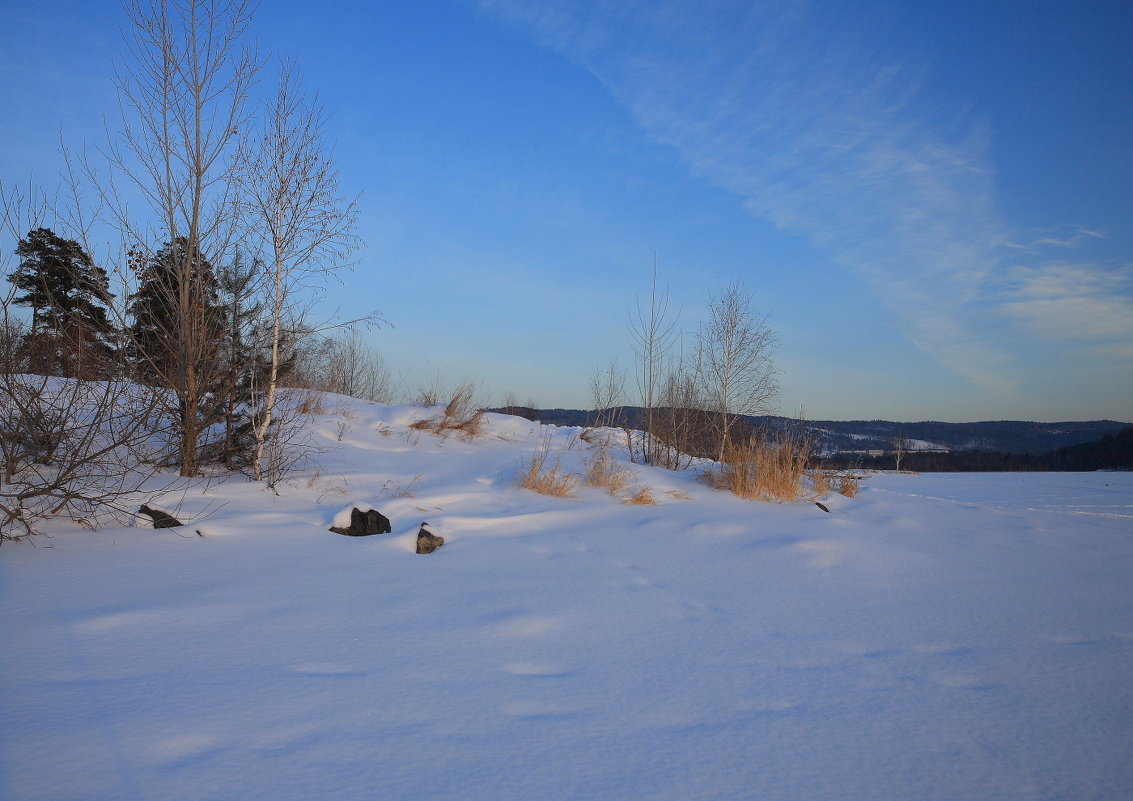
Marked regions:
[666,489,691,500]
[705,433,812,502]
[379,475,421,498]
[836,473,860,497]
[409,382,486,440]
[624,487,657,505]
[296,391,326,415]
[811,467,831,495]
[518,433,577,497]
[453,409,487,440]
[584,445,633,496]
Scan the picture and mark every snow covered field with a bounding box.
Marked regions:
[3,397,1132,801]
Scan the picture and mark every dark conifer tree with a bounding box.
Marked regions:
[215,249,263,468]
[127,236,225,470]
[9,228,115,376]
[128,237,222,381]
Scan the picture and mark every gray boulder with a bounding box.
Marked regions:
[416,523,444,554]
[330,508,392,537]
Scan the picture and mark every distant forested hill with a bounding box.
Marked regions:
[792,419,1131,457]
[498,407,1133,469]
[492,406,1130,458]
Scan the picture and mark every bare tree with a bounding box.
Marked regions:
[98,0,259,476]
[628,264,678,465]
[654,349,705,469]
[326,326,394,403]
[893,431,909,473]
[588,358,626,431]
[697,282,778,464]
[239,61,360,481]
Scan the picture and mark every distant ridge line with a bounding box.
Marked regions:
[489,405,1131,457]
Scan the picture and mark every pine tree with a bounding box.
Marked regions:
[127,236,225,472]
[9,228,115,376]
[128,237,221,381]
[215,249,263,468]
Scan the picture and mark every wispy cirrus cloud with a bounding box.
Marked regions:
[1000,262,1133,343]
[475,0,1022,392]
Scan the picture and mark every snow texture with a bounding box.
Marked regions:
[2,396,1132,801]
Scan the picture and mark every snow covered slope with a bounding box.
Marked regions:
[2,396,1132,801]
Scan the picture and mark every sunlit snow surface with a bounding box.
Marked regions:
[2,398,1131,801]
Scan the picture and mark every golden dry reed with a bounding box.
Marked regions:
[518,432,578,497]
[707,433,812,502]
[584,445,633,496]
[411,382,485,439]
[836,473,859,497]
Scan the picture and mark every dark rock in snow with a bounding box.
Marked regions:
[330,508,392,537]
[138,504,183,529]
[815,502,830,513]
[416,523,444,554]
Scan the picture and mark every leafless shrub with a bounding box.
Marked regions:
[326,327,393,403]
[252,388,323,491]
[0,186,165,541]
[0,373,166,541]
[280,325,392,404]
[650,359,706,470]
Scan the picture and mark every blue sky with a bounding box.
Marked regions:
[2,0,1131,422]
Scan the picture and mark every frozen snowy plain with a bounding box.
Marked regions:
[2,396,1132,801]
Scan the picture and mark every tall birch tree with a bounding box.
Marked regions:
[239,62,359,483]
